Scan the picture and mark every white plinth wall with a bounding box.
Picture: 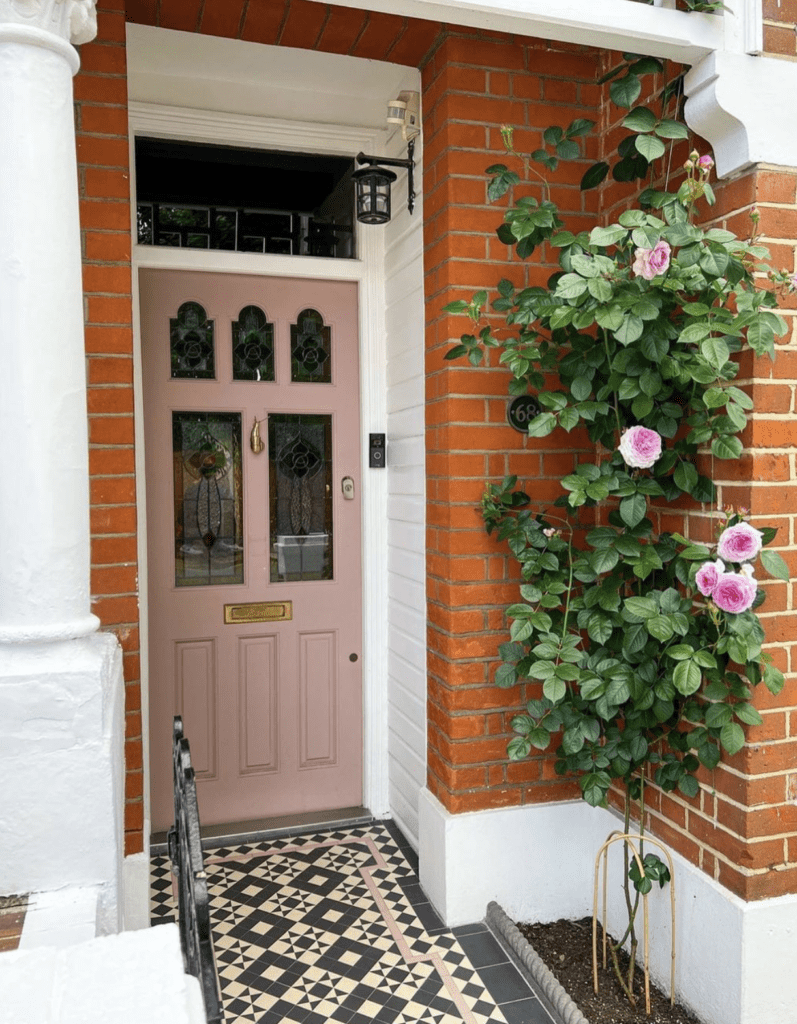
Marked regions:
[419,789,797,1024]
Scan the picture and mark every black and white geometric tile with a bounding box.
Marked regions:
[151,822,555,1024]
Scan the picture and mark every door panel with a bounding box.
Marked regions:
[141,269,363,831]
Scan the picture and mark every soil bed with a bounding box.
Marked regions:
[518,918,702,1024]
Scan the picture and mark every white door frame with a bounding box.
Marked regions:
[128,102,391,842]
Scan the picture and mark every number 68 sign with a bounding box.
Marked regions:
[507,395,541,433]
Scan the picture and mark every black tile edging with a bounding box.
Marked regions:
[485,902,591,1024]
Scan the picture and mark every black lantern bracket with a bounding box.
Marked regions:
[356,138,416,218]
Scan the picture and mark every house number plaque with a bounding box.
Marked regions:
[507,395,541,433]
[224,601,293,624]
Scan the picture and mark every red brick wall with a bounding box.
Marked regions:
[762,0,797,57]
[423,31,602,813]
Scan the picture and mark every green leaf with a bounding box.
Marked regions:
[698,742,722,770]
[673,659,702,696]
[654,119,689,140]
[543,125,564,145]
[764,663,785,695]
[590,225,627,247]
[528,660,555,680]
[700,245,729,278]
[595,305,625,332]
[567,118,596,138]
[556,273,589,300]
[556,139,580,161]
[570,377,592,401]
[622,107,657,132]
[620,493,647,529]
[610,73,642,108]
[558,406,580,432]
[674,461,699,493]
[647,615,674,641]
[705,703,732,728]
[543,677,567,703]
[581,162,610,191]
[704,388,727,409]
[667,645,695,661]
[720,721,746,756]
[625,596,658,619]
[615,315,644,346]
[635,134,666,161]
[735,703,763,726]
[527,412,557,437]
[711,435,743,460]
[701,336,730,371]
[587,277,613,302]
[678,774,700,799]
[587,612,614,644]
[495,663,518,688]
[507,736,531,761]
[591,548,620,573]
[760,548,790,582]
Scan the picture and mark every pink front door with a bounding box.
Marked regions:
[141,269,363,832]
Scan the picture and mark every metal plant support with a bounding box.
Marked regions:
[592,832,676,1015]
[168,716,223,1024]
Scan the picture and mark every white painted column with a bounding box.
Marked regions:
[0,0,126,935]
[0,0,100,641]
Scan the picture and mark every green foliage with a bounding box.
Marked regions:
[446,62,793,819]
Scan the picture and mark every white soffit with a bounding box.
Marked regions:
[126,23,415,129]
[322,0,726,63]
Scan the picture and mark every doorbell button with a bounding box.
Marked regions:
[342,476,355,499]
[369,433,386,468]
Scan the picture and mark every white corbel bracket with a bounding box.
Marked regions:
[685,50,797,178]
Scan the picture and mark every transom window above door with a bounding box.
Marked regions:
[135,138,356,259]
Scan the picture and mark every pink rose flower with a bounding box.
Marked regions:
[632,240,671,280]
[695,558,725,597]
[697,155,714,171]
[712,572,758,615]
[618,426,663,470]
[717,522,763,564]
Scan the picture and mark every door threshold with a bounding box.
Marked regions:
[150,805,372,854]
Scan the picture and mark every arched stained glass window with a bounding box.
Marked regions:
[170,301,215,379]
[290,308,331,383]
[232,305,275,382]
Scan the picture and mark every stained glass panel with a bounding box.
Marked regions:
[170,301,215,379]
[290,308,331,383]
[269,414,332,582]
[173,412,243,587]
[232,305,275,382]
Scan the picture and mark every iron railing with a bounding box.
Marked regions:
[168,716,223,1024]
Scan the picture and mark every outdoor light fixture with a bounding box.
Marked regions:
[354,91,420,226]
[353,139,416,225]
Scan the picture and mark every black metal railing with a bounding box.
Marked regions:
[168,716,223,1024]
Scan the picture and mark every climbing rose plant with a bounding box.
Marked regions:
[444,85,792,814]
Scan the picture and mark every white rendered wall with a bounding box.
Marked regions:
[0,922,205,1024]
[419,788,797,1024]
[0,633,125,933]
[383,82,427,852]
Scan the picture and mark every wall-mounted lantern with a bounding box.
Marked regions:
[353,140,415,225]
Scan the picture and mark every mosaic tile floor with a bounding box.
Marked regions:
[150,821,556,1024]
